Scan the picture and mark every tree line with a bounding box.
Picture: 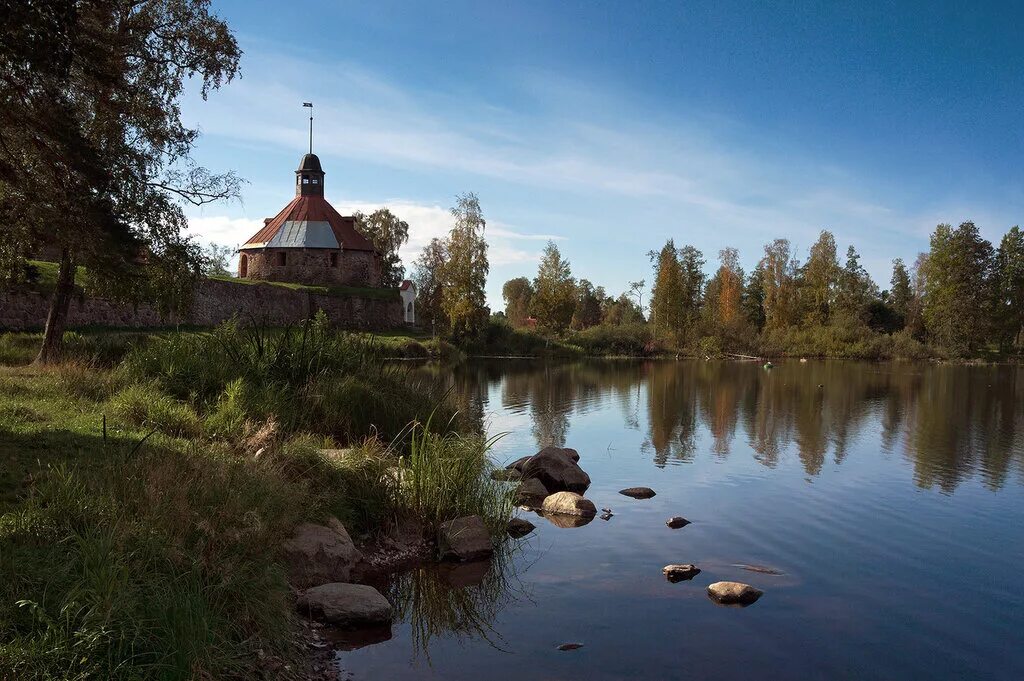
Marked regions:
[493,222,1024,358]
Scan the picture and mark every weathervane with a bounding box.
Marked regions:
[303,101,313,153]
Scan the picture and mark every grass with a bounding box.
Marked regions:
[0,317,515,679]
[208,274,399,300]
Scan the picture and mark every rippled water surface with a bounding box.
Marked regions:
[339,359,1024,680]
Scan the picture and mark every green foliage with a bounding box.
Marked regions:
[441,193,490,340]
[502,276,534,327]
[568,323,655,356]
[530,241,577,333]
[354,208,411,287]
[109,383,204,438]
[923,222,995,356]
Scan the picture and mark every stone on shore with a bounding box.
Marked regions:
[707,581,763,605]
[542,491,597,517]
[506,455,533,472]
[662,564,701,582]
[521,446,591,494]
[619,487,657,499]
[666,516,690,529]
[281,517,364,588]
[506,517,536,538]
[438,515,493,562]
[297,583,392,627]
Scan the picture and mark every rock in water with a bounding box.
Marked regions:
[662,564,701,582]
[558,643,584,651]
[619,487,656,499]
[707,581,763,606]
[542,491,597,517]
[666,516,690,529]
[438,515,493,562]
[505,455,533,472]
[506,517,536,538]
[281,517,364,588]
[733,564,784,575]
[490,468,522,482]
[515,477,549,505]
[297,583,392,627]
[522,447,591,494]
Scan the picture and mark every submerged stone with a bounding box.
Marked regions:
[666,516,690,529]
[558,643,584,651]
[707,581,763,606]
[506,517,536,538]
[663,564,701,582]
[619,487,657,499]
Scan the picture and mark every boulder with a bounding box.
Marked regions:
[515,477,549,504]
[707,581,763,606]
[522,447,591,494]
[620,487,656,499]
[662,564,701,582]
[297,583,392,627]
[506,455,533,472]
[666,516,690,529]
[281,517,364,588]
[542,491,597,518]
[438,515,493,562]
[506,517,536,538]
[490,468,522,482]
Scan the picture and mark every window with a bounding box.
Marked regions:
[302,177,309,184]
[239,254,248,278]
[312,178,318,184]
[329,252,338,267]
[276,252,286,266]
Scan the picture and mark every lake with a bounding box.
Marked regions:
[337,359,1024,680]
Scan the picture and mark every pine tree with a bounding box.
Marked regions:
[889,258,912,329]
[801,230,839,326]
[649,240,686,341]
[993,226,1024,350]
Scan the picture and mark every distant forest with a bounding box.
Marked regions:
[483,221,1024,359]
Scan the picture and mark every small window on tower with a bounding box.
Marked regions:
[312,178,318,184]
[302,177,310,184]
[330,252,338,267]
[277,252,286,266]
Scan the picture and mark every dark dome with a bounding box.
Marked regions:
[296,153,323,173]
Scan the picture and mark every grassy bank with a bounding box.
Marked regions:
[0,318,513,679]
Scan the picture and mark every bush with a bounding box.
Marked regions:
[568,323,654,356]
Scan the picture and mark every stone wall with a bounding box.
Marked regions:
[0,278,403,332]
[239,248,381,287]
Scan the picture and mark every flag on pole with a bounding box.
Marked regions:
[303,102,313,107]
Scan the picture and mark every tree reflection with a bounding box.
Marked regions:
[455,359,1024,493]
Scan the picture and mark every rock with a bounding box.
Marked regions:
[707,581,763,606]
[515,477,549,504]
[506,455,532,472]
[541,512,594,528]
[666,516,690,529]
[599,511,613,521]
[490,468,522,482]
[662,564,701,582]
[558,643,584,651]
[521,446,591,494]
[438,515,493,562]
[542,491,597,518]
[619,487,656,499]
[297,583,393,627]
[282,517,364,588]
[506,517,536,538]
[732,564,784,575]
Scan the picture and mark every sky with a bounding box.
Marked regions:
[182,0,1024,309]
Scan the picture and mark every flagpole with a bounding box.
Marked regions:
[303,101,314,154]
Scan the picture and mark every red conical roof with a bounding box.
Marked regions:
[241,195,376,252]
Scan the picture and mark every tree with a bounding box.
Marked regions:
[440,193,489,339]
[0,0,242,363]
[502,276,534,327]
[649,240,685,340]
[603,292,645,326]
[760,239,799,330]
[703,247,744,333]
[922,221,995,356]
[742,262,766,331]
[571,279,604,330]
[906,253,928,338]
[835,245,878,321]
[530,241,576,333]
[801,230,839,325]
[677,245,706,341]
[993,226,1024,350]
[201,243,235,277]
[354,208,409,287]
[889,258,912,329]
[412,237,448,333]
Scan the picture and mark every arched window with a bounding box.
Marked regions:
[239,253,248,278]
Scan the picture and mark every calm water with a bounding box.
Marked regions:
[339,359,1024,680]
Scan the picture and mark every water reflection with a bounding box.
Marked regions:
[451,359,1024,493]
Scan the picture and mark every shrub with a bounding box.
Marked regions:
[568,323,654,356]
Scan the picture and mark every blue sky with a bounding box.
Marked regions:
[183,0,1024,308]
